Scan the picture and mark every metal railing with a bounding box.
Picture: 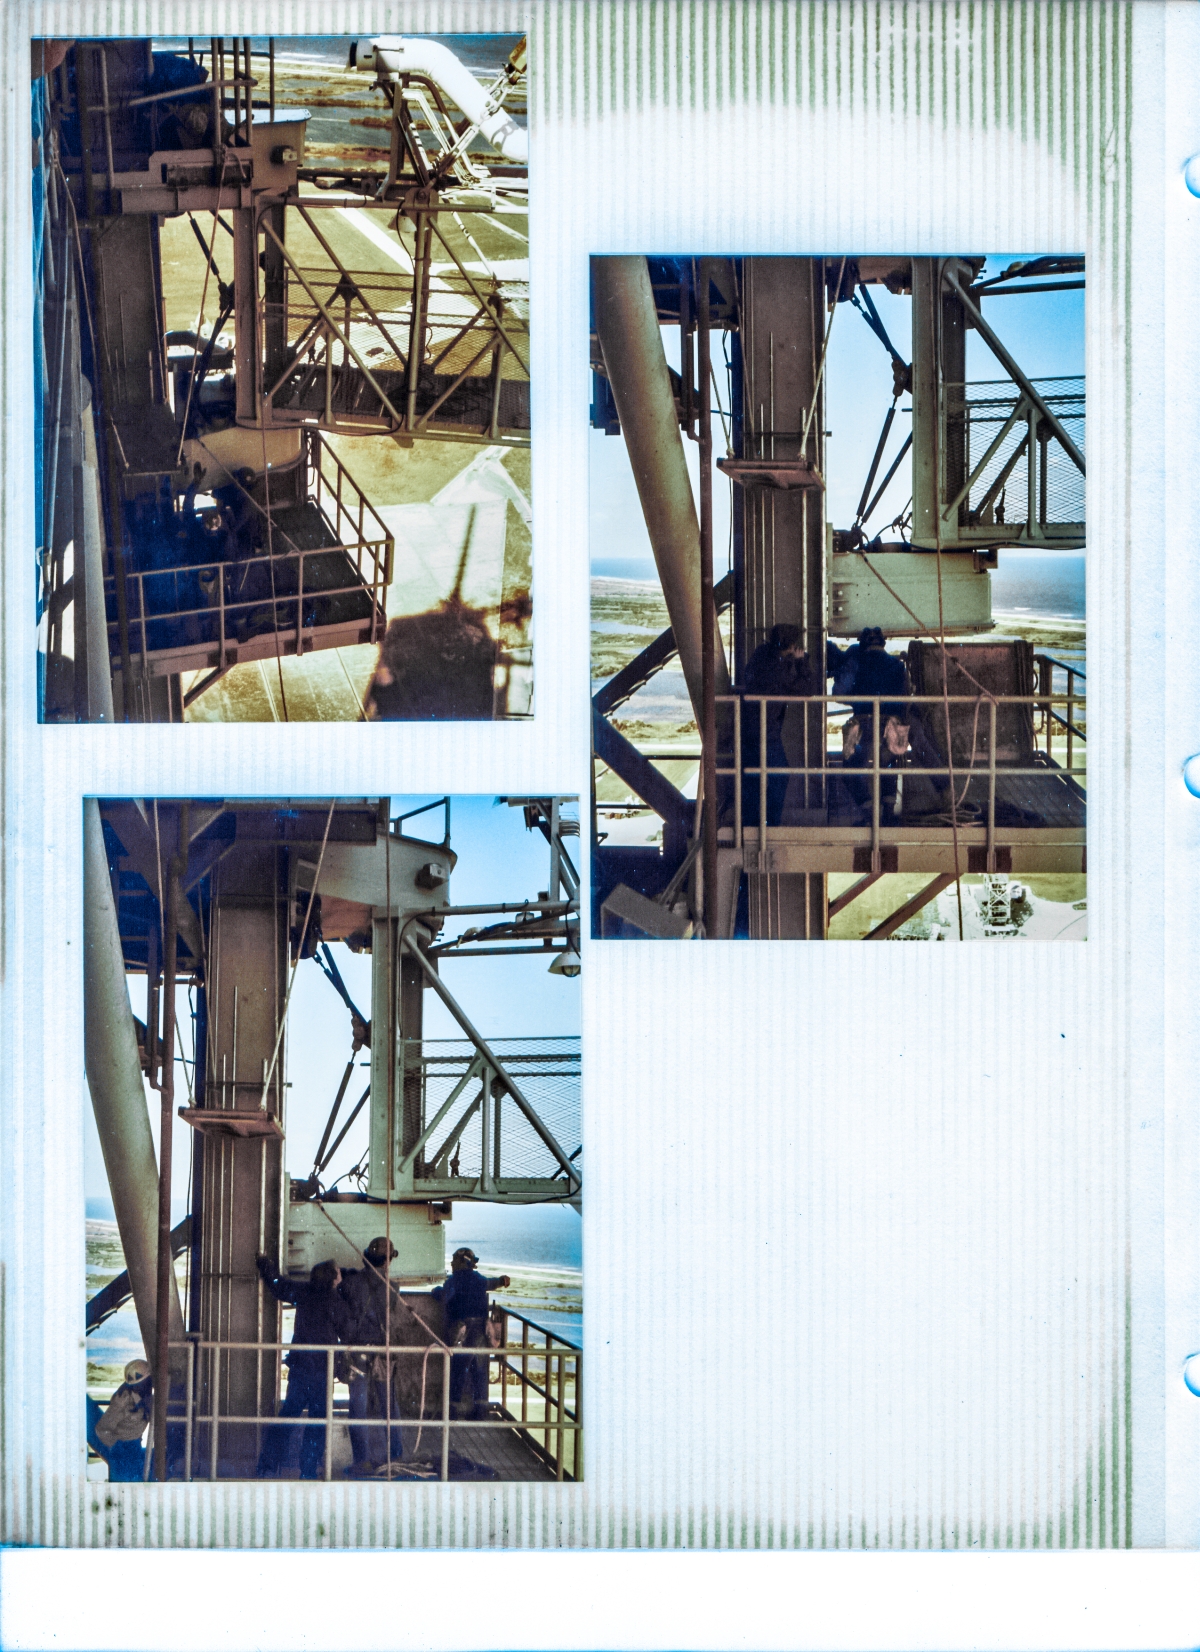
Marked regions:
[398,1037,581,1191]
[262,197,530,445]
[307,427,395,590]
[495,1309,583,1483]
[718,680,1085,875]
[161,1317,581,1483]
[105,431,392,676]
[1036,653,1086,775]
[950,376,1085,533]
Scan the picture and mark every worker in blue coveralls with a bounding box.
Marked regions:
[843,628,949,814]
[825,636,862,699]
[255,1255,349,1479]
[432,1248,511,1421]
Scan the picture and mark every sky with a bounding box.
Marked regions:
[589,254,1085,581]
[84,796,580,1231]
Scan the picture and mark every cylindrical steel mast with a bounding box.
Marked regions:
[83,799,186,1369]
[592,255,730,725]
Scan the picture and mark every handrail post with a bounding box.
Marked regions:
[556,1349,566,1481]
[521,1320,529,1426]
[324,1346,334,1482]
[732,697,743,850]
[209,1344,221,1482]
[500,1310,508,1416]
[184,1337,195,1482]
[871,696,881,874]
[441,1349,451,1481]
[759,697,768,848]
[1038,654,1052,760]
[1066,670,1075,773]
[574,1351,583,1481]
[544,1329,551,1461]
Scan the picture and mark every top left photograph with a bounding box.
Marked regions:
[32,33,531,724]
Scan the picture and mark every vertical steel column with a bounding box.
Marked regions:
[697,261,718,935]
[736,257,827,937]
[405,211,433,431]
[233,207,259,425]
[210,40,222,183]
[370,912,425,1195]
[195,845,286,1475]
[261,204,287,398]
[911,258,968,547]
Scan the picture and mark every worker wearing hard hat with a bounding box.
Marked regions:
[87,1358,153,1481]
[339,1236,405,1469]
[741,623,819,826]
[842,628,951,818]
[433,1248,511,1421]
[255,1255,350,1480]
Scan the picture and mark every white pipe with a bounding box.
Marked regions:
[80,383,116,723]
[352,37,527,164]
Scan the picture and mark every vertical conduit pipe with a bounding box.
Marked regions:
[84,801,185,1371]
[592,256,730,725]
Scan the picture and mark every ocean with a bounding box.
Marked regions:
[592,550,1086,623]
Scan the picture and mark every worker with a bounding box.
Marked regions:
[844,628,949,814]
[432,1248,511,1421]
[255,1255,349,1480]
[741,623,818,826]
[825,637,862,699]
[86,1358,153,1482]
[339,1237,405,1468]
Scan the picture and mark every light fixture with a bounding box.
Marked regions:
[548,945,580,978]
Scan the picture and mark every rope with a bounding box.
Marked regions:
[799,256,846,458]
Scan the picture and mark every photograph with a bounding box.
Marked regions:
[34,33,531,723]
[591,254,1086,940]
[84,795,581,1483]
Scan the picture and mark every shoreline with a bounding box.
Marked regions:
[593,575,1085,628]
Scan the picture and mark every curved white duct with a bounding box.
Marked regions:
[352,37,527,165]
